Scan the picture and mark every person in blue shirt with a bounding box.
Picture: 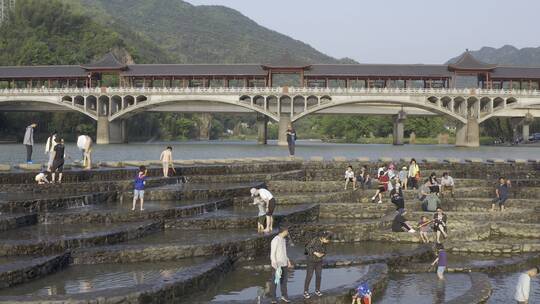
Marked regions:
[132,165,147,211]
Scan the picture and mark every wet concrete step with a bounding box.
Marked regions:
[38,198,233,224]
[0,221,161,256]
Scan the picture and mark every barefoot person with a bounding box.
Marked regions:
[44,130,58,170]
[270,226,293,303]
[77,134,93,170]
[252,196,267,233]
[50,138,65,184]
[493,177,511,212]
[23,123,37,164]
[371,170,389,204]
[514,266,539,304]
[431,243,447,280]
[433,207,448,243]
[132,165,147,211]
[251,187,276,232]
[160,146,173,177]
[344,165,357,190]
[303,231,331,299]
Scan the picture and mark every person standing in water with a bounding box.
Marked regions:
[77,134,93,170]
[160,146,174,177]
[44,130,58,170]
[23,123,37,164]
[251,187,276,232]
[286,124,296,157]
[270,226,293,303]
[50,138,65,183]
[514,266,538,304]
[132,165,147,211]
[303,231,331,299]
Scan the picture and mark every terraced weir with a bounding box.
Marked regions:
[0,157,538,303]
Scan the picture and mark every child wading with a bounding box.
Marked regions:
[492,177,511,212]
[431,243,447,280]
[132,166,147,211]
[252,196,266,233]
[351,282,372,304]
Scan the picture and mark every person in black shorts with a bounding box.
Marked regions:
[50,137,65,184]
[492,177,511,212]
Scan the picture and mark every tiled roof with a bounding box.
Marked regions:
[80,53,127,70]
[448,51,496,71]
[122,64,267,77]
[306,64,452,78]
[0,66,87,78]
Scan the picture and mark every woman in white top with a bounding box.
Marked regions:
[77,135,93,170]
[44,131,58,170]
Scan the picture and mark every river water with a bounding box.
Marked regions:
[1,140,540,165]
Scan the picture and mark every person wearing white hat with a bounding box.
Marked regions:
[251,187,276,232]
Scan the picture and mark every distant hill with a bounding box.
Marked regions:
[447,45,540,67]
[65,0,351,64]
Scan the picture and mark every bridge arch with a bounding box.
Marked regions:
[291,97,468,123]
[0,96,97,120]
[109,95,280,122]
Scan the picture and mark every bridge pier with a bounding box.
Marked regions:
[455,118,479,148]
[392,112,406,145]
[256,114,268,145]
[278,115,291,146]
[523,124,530,141]
[96,118,127,144]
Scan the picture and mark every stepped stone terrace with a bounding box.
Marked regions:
[0,157,538,303]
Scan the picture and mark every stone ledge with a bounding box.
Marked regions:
[446,273,491,304]
[357,157,370,162]
[0,257,233,303]
[15,163,43,171]
[444,158,462,163]
[0,253,69,289]
[40,198,233,225]
[422,158,439,163]
[310,156,324,162]
[332,156,348,162]
[99,161,124,168]
[487,158,505,164]
[0,164,11,171]
[465,158,483,163]
[0,220,162,256]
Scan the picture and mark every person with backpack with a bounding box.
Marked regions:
[433,207,448,243]
[303,231,332,299]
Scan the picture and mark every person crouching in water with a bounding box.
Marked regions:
[351,282,372,304]
[250,188,276,232]
[252,196,267,233]
[35,171,50,184]
[303,231,332,299]
[132,165,147,211]
[344,165,357,190]
[371,170,389,204]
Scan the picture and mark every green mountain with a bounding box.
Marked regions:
[64,0,345,64]
[447,45,540,67]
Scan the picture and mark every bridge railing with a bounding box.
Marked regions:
[1,87,540,96]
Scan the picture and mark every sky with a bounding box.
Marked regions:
[187,0,540,64]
